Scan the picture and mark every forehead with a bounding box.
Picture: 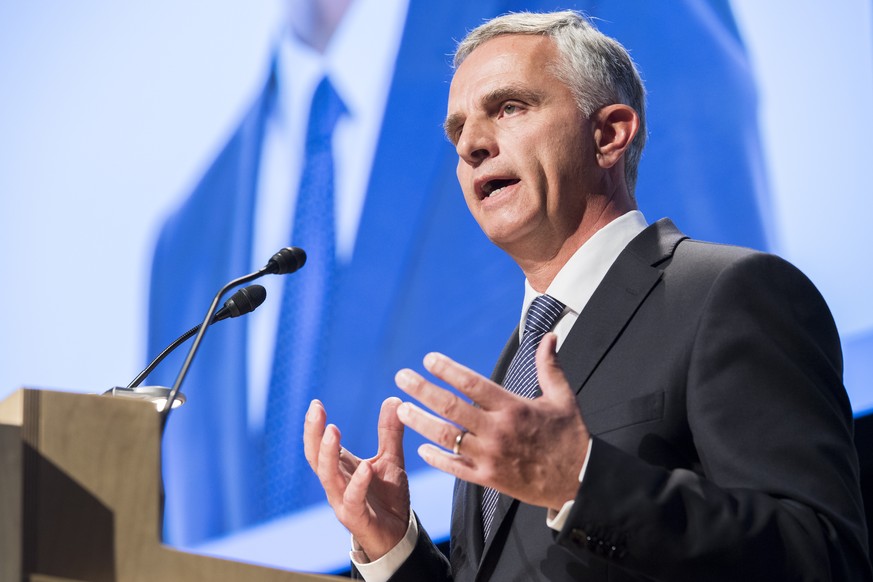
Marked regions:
[448,34,563,108]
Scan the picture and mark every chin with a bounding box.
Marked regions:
[480,226,526,252]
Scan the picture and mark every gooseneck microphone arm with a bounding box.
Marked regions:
[127,284,267,389]
[161,247,306,422]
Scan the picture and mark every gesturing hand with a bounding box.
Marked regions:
[394,333,589,511]
[303,397,410,561]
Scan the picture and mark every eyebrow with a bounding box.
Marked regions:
[443,84,545,142]
[443,113,464,143]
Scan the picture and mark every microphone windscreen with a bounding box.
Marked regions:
[266,247,307,274]
[225,284,267,318]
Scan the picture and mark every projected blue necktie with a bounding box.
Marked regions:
[481,294,565,541]
[263,76,346,518]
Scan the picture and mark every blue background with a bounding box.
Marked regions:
[1,0,871,574]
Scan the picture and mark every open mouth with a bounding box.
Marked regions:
[481,178,520,199]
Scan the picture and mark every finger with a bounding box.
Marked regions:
[303,399,327,470]
[416,443,476,481]
[396,400,476,456]
[535,333,575,403]
[317,423,353,504]
[394,353,506,420]
[395,367,484,431]
[377,397,406,465]
[343,459,374,523]
[421,352,510,410]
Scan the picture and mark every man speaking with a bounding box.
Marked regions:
[303,10,872,581]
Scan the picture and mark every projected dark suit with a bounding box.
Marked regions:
[148,0,771,546]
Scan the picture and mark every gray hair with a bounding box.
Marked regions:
[454,11,647,198]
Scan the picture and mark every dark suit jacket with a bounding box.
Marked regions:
[394,220,872,581]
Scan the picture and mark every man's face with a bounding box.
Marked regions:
[446,35,596,260]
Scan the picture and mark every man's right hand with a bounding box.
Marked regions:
[303,397,410,561]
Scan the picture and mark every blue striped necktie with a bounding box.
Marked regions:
[263,76,346,518]
[481,293,566,540]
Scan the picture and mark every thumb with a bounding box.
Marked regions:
[535,333,574,401]
[377,397,406,465]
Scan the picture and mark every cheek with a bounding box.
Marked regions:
[547,131,588,179]
[456,158,468,183]
[456,162,477,206]
[528,126,572,172]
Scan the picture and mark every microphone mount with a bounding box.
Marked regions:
[160,247,306,422]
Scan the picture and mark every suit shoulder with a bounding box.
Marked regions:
[672,238,760,264]
[669,238,807,281]
[663,239,833,316]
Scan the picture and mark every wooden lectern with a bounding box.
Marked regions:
[0,388,343,582]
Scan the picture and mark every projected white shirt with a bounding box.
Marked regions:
[247,0,410,431]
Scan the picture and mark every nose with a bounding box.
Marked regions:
[456,117,497,166]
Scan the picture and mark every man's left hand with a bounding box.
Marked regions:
[394,333,589,511]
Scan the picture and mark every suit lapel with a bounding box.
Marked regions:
[474,219,687,570]
[490,327,520,385]
[451,478,485,575]
[560,218,686,393]
[326,0,462,383]
[153,62,276,541]
[228,64,276,275]
[472,331,520,564]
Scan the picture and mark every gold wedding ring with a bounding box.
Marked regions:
[453,430,468,455]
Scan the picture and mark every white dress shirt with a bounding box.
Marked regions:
[354,210,649,580]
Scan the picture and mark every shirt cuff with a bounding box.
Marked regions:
[547,437,593,531]
[350,512,418,582]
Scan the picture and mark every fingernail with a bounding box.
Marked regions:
[423,352,440,368]
[417,444,431,462]
[395,369,413,388]
[396,402,410,420]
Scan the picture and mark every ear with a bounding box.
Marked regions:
[592,104,639,170]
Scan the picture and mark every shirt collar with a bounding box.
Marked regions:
[519,210,649,330]
[273,0,409,132]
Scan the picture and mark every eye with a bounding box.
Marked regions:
[501,103,519,115]
[444,122,463,145]
[450,124,464,145]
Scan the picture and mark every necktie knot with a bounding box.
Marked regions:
[306,76,346,150]
[523,294,565,336]
[504,294,565,400]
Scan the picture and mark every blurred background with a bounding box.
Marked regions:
[2,0,871,575]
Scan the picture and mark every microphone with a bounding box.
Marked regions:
[161,247,306,421]
[214,283,268,322]
[265,246,307,275]
[124,285,267,390]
